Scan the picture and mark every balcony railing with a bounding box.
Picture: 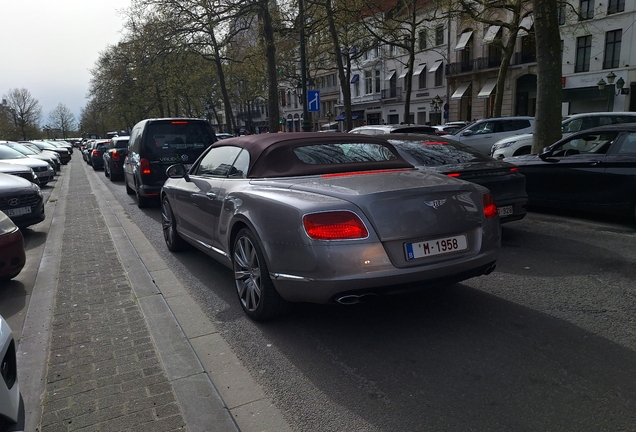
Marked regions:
[381,87,402,100]
[447,53,536,76]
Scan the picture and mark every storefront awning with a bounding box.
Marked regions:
[454,31,474,51]
[385,70,396,81]
[451,82,472,100]
[413,63,426,76]
[517,14,534,37]
[335,110,365,121]
[350,74,359,83]
[478,78,498,99]
[428,60,443,73]
[483,25,501,44]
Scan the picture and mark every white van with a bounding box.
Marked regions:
[491,112,636,159]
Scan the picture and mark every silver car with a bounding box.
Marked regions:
[161,133,501,320]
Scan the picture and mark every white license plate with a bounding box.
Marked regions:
[6,206,32,217]
[405,234,468,260]
[498,205,513,216]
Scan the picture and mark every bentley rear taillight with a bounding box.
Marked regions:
[303,211,368,240]
[483,193,498,219]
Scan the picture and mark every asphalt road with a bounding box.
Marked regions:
[9,159,636,431]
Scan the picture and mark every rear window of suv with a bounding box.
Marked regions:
[143,120,216,164]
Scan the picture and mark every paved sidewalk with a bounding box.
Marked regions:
[19,157,240,431]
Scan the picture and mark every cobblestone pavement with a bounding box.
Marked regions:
[38,157,187,431]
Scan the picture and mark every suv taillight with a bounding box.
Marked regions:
[140,158,151,175]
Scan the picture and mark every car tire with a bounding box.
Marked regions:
[233,228,291,321]
[136,183,150,208]
[161,197,189,252]
[125,179,135,195]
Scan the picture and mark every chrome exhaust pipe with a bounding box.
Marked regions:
[335,293,379,305]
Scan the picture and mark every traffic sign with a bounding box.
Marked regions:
[307,90,320,112]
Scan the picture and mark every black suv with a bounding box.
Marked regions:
[103,136,129,181]
[123,118,216,208]
[89,139,110,170]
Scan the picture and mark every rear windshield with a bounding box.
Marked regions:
[144,121,215,164]
[388,138,489,166]
[293,143,398,165]
[114,140,129,149]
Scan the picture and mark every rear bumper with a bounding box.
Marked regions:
[268,242,499,304]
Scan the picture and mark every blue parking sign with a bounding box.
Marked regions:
[307,90,320,112]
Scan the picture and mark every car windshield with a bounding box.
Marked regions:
[388,138,489,166]
[114,140,129,148]
[6,143,36,155]
[293,143,398,165]
[0,146,27,159]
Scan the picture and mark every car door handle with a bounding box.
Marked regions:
[588,160,601,166]
[191,192,216,200]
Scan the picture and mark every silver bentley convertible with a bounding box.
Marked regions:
[161,133,501,320]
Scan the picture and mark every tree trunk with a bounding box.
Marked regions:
[260,1,280,134]
[532,0,562,153]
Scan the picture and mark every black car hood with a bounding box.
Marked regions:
[0,172,35,191]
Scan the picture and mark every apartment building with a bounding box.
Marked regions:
[299,0,635,131]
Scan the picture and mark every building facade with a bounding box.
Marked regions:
[284,0,635,132]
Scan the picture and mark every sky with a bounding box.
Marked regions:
[1,0,133,125]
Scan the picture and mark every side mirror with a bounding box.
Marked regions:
[538,147,553,160]
[461,130,474,136]
[166,164,190,180]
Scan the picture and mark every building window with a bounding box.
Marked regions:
[419,30,427,50]
[557,3,566,25]
[579,0,594,20]
[375,70,381,93]
[603,30,622,69]
[435,26,444,46]
[608,0,625,14]
[365,70,373,94]
[575,35,591,72]
[418,67,427,89]
[435,62,444,87]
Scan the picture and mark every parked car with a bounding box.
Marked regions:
[453,116,535,155]
[504,124,636,219]
[0,210,26,281]
[82,140,96,163]
[0,146,55,186]
[491,112,636,159]
[385,134,527,223]
[48,140,73,155]
[103,136,130,181]
[349,124,437,135]
[89,139,110,170]
[0,314,21,428]
[19,143,62,170]
[24,141,71,165]
[0,162,39,185]
[0,172,45,228]
[161,132,500,320]
[124,118,217,208]
[0,141,59,172]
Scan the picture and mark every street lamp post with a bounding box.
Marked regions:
[298,0,311,132]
